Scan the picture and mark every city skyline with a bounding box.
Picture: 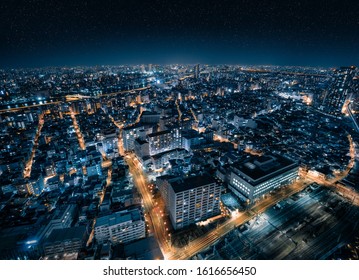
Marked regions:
[0,0,358,68]
[0,63,358,260]
[0,0,359,261]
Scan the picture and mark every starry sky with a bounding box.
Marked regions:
[0,0,358,68]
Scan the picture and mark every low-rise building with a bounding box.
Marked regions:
[94,209,145,244]
[42,226,87,259]
[229,153,299,201]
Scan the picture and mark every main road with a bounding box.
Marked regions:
[125,153,173,257]
[125,132,357,260]
[167,177,313,260]
[69,107,86,150]
[305,134,359,206]
[23,112,45,178]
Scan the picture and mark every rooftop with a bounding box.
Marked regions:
[124,236,164,260]
[141,111,159,116]
[147,129,171,138]
[44,226,86,244]
[134,138,148,145]
[95,209,142,227]
[123,123,144,131]
[233,153,298,185]
[170,174,217,193]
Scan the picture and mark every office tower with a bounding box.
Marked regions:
[194,64,199,79]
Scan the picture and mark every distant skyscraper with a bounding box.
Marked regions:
[148,64,152,72]
[322,66,356,116]
[194,64,199,79]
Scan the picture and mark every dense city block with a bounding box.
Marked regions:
[0,64,358,260]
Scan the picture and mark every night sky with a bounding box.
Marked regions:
[0,0,358,68]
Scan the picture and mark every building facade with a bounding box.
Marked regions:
[43,226,86,259]
[122,124,145,152]
[147,130,173,155]
[229,153,299,201]
[94,209,145,244]
[158,175,221,230]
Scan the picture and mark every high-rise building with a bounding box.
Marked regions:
[134,138,150,158]
[94,209,145,244]
[229,153,299,202]
[147,130,173,155]
[157,175,221,230]
[322,66,356,116]
[146,126,183,155]
[194,64,200,79]
[122,124,145,151]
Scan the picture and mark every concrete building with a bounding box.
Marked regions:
[42,226,86,259]
[94,209,145,244]
[140,111,160,124]
[158,175,221,230]
[147,130,172,155]
[43,204,78,239]
[134,138,150,158]
[194,64,200,79]
[182,129,205,151]
[151,148,189,169]
[122,124,145,152]
[86,161,102,177]
[233,115,257,129]
[229,153,299,202]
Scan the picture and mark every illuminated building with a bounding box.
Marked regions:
[229,153,299,202]
[27,174,45,195]
[122,124,145,151]
[157,175,221,230]
[94,209,145,244]
[147,127,183,155]
[147,130,173,155]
